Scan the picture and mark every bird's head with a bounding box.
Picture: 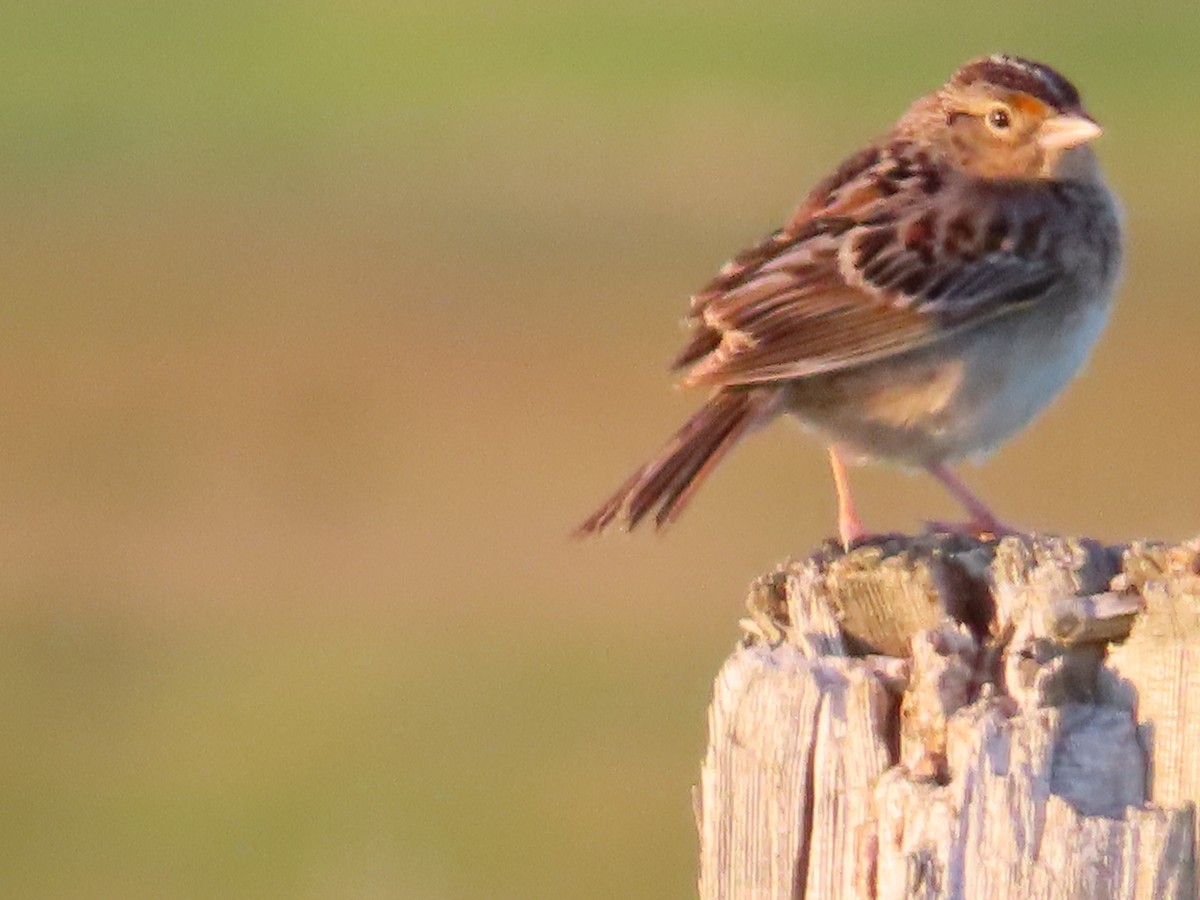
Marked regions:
[903,55,1103,180]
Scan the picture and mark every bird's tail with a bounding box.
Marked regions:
[574,387,778,536]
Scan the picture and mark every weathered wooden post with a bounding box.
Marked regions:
[695,534,1200,899]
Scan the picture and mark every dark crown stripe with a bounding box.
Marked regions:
[953,54,1081,111]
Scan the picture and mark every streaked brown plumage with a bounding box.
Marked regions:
[576,55,1122,545]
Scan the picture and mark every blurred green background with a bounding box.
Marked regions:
[3,1,1198,897]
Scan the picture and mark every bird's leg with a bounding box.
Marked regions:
[829,447,867,549]
[925,464,1013,537]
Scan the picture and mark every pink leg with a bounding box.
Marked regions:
[925,464,1012,536]
[829,447,867,549]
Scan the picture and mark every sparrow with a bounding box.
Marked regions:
[576,55,1122,547]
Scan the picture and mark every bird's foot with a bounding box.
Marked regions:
[838,515,869,551]
[922,516,1016,540]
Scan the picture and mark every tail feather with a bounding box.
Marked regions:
[574,388,777,536]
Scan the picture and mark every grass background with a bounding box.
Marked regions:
[3,2,1199,897]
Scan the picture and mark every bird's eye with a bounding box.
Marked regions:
[986,106,1012,130]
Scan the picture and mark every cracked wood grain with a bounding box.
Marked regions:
[696,534,1199,900]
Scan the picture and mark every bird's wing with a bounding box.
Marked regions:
[675,141,1064,387]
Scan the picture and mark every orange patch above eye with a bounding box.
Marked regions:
[1009,93,1052,118]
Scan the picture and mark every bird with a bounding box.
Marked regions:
[575,55,1122,548]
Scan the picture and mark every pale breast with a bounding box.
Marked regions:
[784,278,1117,466]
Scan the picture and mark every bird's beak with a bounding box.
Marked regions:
[1039,113,1103,150]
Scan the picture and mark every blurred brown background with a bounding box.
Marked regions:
[3,2,1198,897]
